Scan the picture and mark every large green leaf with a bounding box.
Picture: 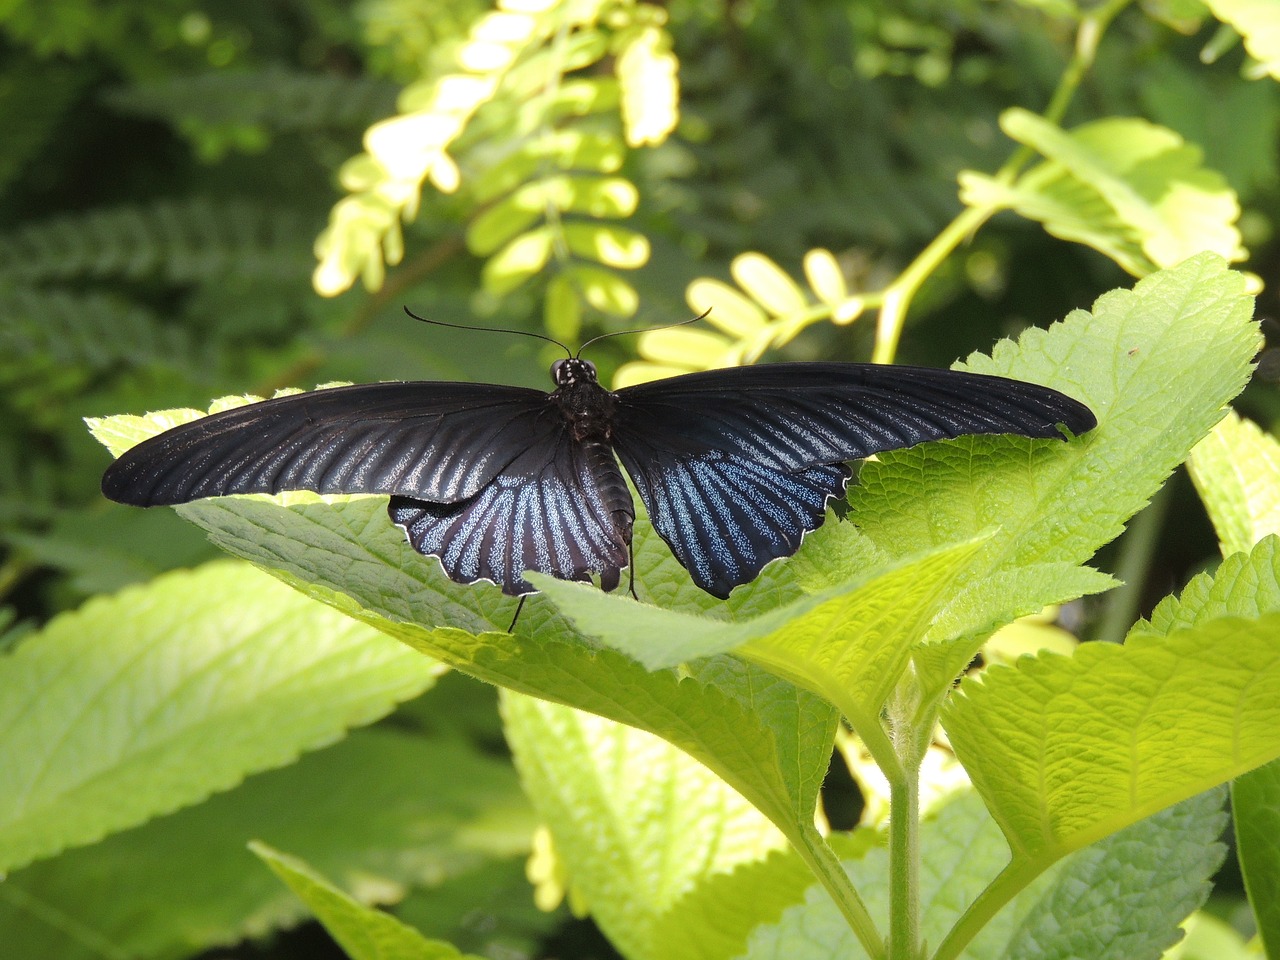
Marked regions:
[739,789,1226,960]
[1232,759,1280,959]
[0,729,530,960]
[252,842,478,960]
[1187,409,1280,556]
[961,112,1244,275]
[944,536,1280,862]
[0,560,439,874]
[844,253,1257,652]
[502,692,789,960]
[1202,0,1280,80]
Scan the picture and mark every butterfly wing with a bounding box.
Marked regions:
[611,362,1095,596]
[101,382,553,506]
[389,437,633,596]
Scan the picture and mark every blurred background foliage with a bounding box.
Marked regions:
[0,0,1277,957]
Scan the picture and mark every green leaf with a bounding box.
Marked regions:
[562,222,650,268]
[564,263,639,316]
[501,691,789,960]
[252,842,474,960]
[802,248,848,307]
[616,23,679,147]
[963,112,1244,275]
[0,729,530,960]
[532,535,990,733]
[731,252,809,316]
[1202,0,1280,79]
[0,560,438,874]
[685,277,768,337]
[480,226,553,295]
[850,254,1258,644]
[1144,535,1280,633]
[741,788,1225,960]
[1186,410,1280,556]
[1232,759,1280,959]
[943,604,1280,861]
[81,490,840,859]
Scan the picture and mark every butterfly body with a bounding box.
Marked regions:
[103,358,1096,600]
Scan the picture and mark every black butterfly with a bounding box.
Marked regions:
[101,337,1096,605]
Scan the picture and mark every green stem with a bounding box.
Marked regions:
[0,554,34,605]
[870,0,1134,366]
[1094,480,1172,644]
[886,757,921,959]
[930,858,1047,960]
[791,823,887,960]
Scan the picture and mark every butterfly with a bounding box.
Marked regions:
[101,323,1096,610]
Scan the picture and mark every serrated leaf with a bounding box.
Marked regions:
[502,692,787,960]
[731,252,809,316]
[532,535,990,732]
[968,112,1245,275]
[1203,0,1280,79]
[741,788,1225,960]
[1232,759,1280,958]
[851,254,1258,644]
[0,561,439,874]
[78,487,841,861]
[252,842,472,960]
[0,729,529,960]
[617,24,679,147]
[1145,535,1280,634]
[1187,410,1280,556]
[943,608,1280,860]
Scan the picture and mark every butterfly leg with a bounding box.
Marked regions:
[627,542,638,600]
[507,595,527,632]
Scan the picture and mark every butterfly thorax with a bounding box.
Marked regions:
[550,357,618,442]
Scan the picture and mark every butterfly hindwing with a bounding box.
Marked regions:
[620,451,849,597]
[390,435,633,596]
[101,382,551,506]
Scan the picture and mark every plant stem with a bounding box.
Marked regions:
[1094,480,1172,643]
[929,858,1047,960]
[792,823,888,960]
[870,0,1134,366]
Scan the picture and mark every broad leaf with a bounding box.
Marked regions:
[502,692,789,960]
[252,842,475,960]
[961,112,1244,275]
[1187,409,1280,556]
[0,560,439,874]
[943,540,1280,861]
[740,789,1226,960]
[0,729,529,960]
[1232,759,1280,959]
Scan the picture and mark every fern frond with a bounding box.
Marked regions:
[0,289,191,371]
[0,56,87,201]
[102,68,400,134]
[0,200,316,284]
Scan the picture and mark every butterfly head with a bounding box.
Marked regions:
[551,357,598,387]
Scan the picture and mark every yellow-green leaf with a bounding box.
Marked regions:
[1203,0,1280,78]
[731,252,809,316]
[563,223,649,268]
[1187,410,1280,557]
[616,24,679,147]
[802,248,848,306]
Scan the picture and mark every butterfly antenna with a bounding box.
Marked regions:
[404,307,572,357]
[575,308,712,357]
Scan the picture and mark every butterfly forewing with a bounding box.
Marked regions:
[612,363,1096,471]
[610,363,1096,595]
[101,382,550,506]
